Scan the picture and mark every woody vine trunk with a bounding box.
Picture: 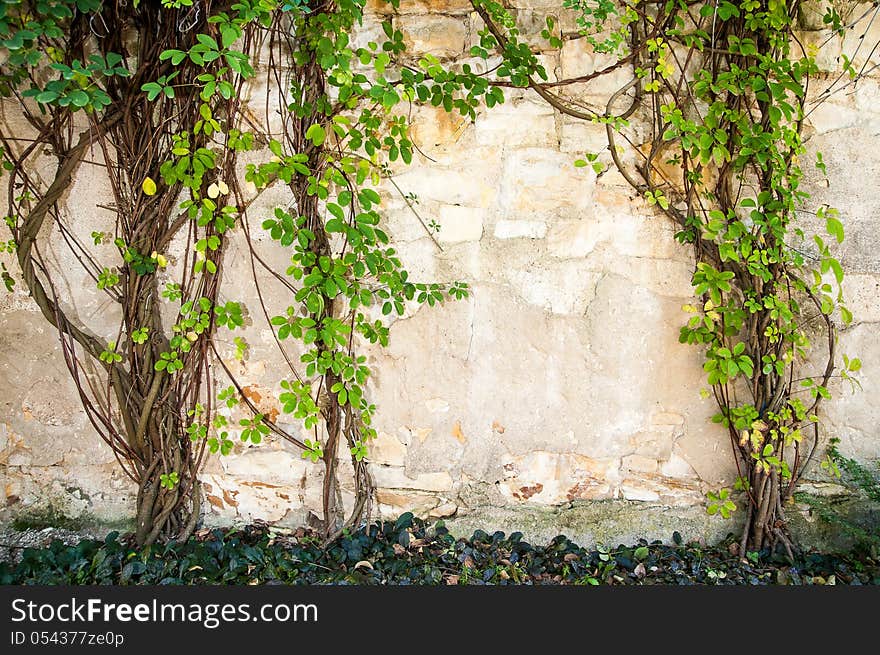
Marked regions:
[2,3,254,545]
[276,5,374,537]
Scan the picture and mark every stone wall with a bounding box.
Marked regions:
[1,1,879,546]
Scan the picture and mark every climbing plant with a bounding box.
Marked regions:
[0,0,501,544]
[241,0,501,537]
[471,0,867,553]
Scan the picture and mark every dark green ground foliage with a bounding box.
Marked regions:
[2,514,878,585]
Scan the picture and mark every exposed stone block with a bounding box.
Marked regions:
[372,466,455,491]
[436,205,485,243]
[622,454,659,474]
[368,431,409,466]
[398,16,467,59]
[493,220,548,239]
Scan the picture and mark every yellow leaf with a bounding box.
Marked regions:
[156,254,168,268]
[217,180,229,195]
[142,177,157,196]
[451,421,467,444]
[207,183,220,199]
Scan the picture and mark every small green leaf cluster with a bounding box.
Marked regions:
[302,439,324,463]
[99,341,122,364]
[706,489,736,519]
[114,239,157,276]
[574,152,605,174]
[131,327,149,345]
[154,351,182,374]
[97,268,119,290]
[158,132,217,192]
[1,1,122,111]
[159,471,179,490]
[472,0,548,86]
[560,0,635,54]
[239,415,270,444]
[170,297,212,350]
[214,301,244,329]
[155,6,259,79]
[23,53,129,109]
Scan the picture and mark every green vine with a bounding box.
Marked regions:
[471,0,866,553]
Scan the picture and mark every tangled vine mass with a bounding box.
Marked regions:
[0,0,870,554]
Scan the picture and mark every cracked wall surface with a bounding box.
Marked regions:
[1,1,879,543]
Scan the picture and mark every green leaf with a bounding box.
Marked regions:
[826,215,844,244]
[68,89,90,107]
[327,203,345,221]
[221,26,240,49]
[305,124,326,147]
[360,188,380,206]
[196,34,219,51]
[827,257,844,284]
[35,90,59,104]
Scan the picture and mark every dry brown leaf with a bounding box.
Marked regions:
[452,421,467,444]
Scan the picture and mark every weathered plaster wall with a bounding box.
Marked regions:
[1,1,878,545]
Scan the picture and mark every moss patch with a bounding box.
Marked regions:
[10,506,132,534]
